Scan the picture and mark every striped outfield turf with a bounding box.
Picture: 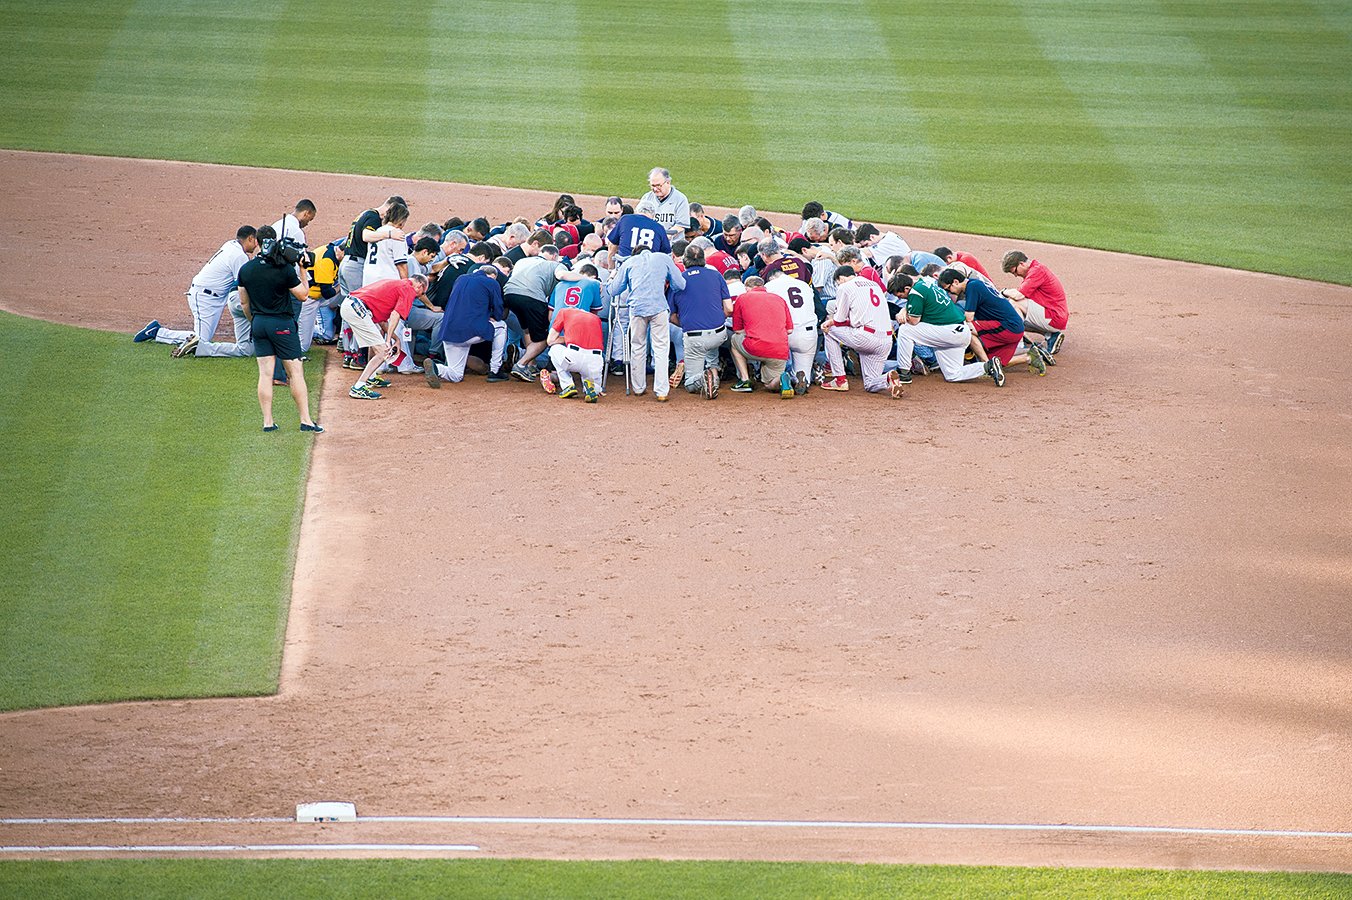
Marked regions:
[0,1,1347,285]
[0,312,318,711]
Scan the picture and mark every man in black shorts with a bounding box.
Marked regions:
[238,225,324,433]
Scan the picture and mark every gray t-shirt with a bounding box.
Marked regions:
[504,256,558,303]
[640,187,691,239]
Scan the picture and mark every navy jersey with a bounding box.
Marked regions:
[606,213,671,258]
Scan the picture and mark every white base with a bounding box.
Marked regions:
[295,802,357,823]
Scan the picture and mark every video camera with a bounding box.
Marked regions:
[259,235,306,267]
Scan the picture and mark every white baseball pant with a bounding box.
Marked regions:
[787,322,818,379]
[825,325,892,392]
[548,344,604,391]
[896,322,986,382]
[194,291,253,358]
[154,284,230,346]
[433,322,507,383]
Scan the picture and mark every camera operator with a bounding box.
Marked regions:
[238,225,323,433]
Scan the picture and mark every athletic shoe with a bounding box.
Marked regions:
[349,383,382,400]
[1045,331,1064,356]
[887,370,907,399]
[793,372,808,396]
[300,423,324,433]
[811,361,826,386]
[539,369,557,394]
[893,366,913,386]
[985,357,1006,387]
[559,384,578,399]
[779,371,795,399]
[731,379,754,393]
[1027,343,1048,376]
[262,424,279,433]
[342,353,360,370]
[504,344,520,372]
[669,360,684,388]
[703,367,720,400]
[366,375,392,388]
[510,363,534,382]
[423,358,441,388]
[582,379,599,403]
[133,320,160,343]
[170,334,199,358]
[655,392,669,402]
[486,371,509,383]
[844,349,860,376]
[820,375,849,392]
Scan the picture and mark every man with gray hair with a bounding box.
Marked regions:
[640,167,691,241]
[489,221,530,257]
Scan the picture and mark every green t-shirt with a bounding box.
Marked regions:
[906,278,965,325]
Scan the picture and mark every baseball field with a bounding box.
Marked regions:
[2,1,1351,895]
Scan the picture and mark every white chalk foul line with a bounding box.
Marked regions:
[2,815,1349,840]
[0,844,479,854]
[363,816,1352,840]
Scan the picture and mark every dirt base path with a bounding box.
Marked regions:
[1,151,1349,871]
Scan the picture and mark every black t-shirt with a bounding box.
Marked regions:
[239,257,301,317]
[346,209,381,266]
[429,255,474,310]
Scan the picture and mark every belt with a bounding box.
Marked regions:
[191,285,222,297]
[795,323,817,331]
[566,343,602,354]
[348,298,371,318]
[861,326,894,336]
[684,325,726,338]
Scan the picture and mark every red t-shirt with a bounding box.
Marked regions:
[860,265,885,291]
[353,278,416,325]
[732,288,793,359]
[552,307,603,351]
[955,251,991,279]
[705,250,739,275]
[1021,259,1068,330]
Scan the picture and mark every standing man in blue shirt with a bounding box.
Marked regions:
[602,247,686,401]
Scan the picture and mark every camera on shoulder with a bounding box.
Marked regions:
[260,236,305,266]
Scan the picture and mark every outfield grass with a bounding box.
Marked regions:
[0,1,1347,284]
[1,859,1349,899]
[0,311,319,710]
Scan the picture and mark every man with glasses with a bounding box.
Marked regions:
[639,167,690,242]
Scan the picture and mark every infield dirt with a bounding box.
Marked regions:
[0,151,1349,870]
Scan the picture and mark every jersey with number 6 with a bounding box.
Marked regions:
[834,275,892,332]
[766,275,817,330]
[549,278,602,315]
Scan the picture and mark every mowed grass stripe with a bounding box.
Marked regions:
[0,312,315,710]
[1,859,1350,898]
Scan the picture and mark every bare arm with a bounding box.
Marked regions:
[238,286,253,320]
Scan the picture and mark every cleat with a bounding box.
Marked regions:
[559,384,578,399]
[503,343,520,373]
[423,358,441,388]
[731,379,754,393]
[655,392,669,402]
[510,363,534,382]
[348,383,382,400]
[820,375,849,392]
[487,371,509,383]
[703,367,720,400]
[539,369,556,394]
[894,365,913,386]
[1027,343,1048,376]
[1045,331,1064,356]
[779,371,795,399]
[986,357,1006,387]
[793,372,808,395]
[669,360,684,388]
[134,320,161,343]
[582,379,599,403]
[811,361,826,386]
[300,422,324,433]
[887,369,907,399]
[170,334,199,358]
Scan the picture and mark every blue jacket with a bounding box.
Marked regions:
[435,268,504,345]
